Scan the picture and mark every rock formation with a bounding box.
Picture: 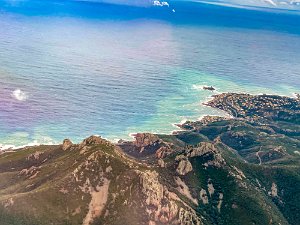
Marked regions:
[176,159,193,175]
[62,139,73,150]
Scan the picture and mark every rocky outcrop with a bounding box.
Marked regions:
[155,146,173,159]
[203,86,215,91]
[3,198,14,208]
[79,135,111,149]
[134,133,160,149]
[229,166,246,181]
[139,170,202,225]
[176,159,193,176]
[186,142,216,158]
[179,116,228,131]
[157,159,165,168]
[26,151,44,160]
[19,166,41,179]
[175,177,198,205]
[217,193,224,213]
[62,139,73,151]
[268,182,278,198]
[178,208,202,225]
[119,133,173,159]
[200,115,226,125]
[199,189,208,204]
[207,180,215,197]
[183,142,225,168]
[139,170,179,224]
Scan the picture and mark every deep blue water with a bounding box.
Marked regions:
[0,0,300,147]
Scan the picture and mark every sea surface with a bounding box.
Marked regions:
[0,0,300,148]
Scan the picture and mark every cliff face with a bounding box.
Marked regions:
[0,93,299,225]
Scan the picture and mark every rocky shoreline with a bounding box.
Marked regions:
[204,93,300,122]
[117,92,300,159]
[2,92,299,153]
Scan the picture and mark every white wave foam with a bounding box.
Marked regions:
[12,89,28,101]
[192,84,205,90]
[0,144,15,151]
[0,138,57,151]
[0,141,39,151]
[292,92,300,98]
[128,133,137,140]
[179,118,188,125]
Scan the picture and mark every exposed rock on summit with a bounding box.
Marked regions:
[134,133,160,149]
[62,139,73,151]
[118,133,174,159]
[79,135,111,148]
[186,142,216,158]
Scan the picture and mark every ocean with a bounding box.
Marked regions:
[0,0,300,148]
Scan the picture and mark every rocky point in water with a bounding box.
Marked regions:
[202,86,215,91]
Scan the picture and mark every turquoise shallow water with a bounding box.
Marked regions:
[0,0,300,148]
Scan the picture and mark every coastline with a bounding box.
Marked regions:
[2,91,298,152]
[0,90,226,151]
[0,140,56,152]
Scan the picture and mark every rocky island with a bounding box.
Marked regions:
[0,93,299,225]
[202,86,215,91]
